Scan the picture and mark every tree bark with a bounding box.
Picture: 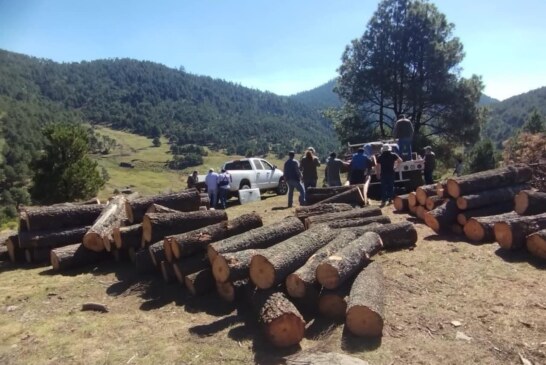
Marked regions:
[141,210,227,245]
[207,216,304,264]
[212,248,261,283]
[249,224,338,289]
[294,203,353,221]
[350,222,418,251]
[316,232,383,289]
[50,243,106,271]
[327,215,391,229]
[83,195,127,252]
[456,201,514,226]
[463,212,519,243]
[425,196,446,211]
[494,213,546,250]
[18,226,89,249]
[304,206,382,229]
[125,189,201,223]
[306,186,364,205]
[346,261,384,337]
[145,204,180,214]
[185,268,215,296]
[446,164,532,198]
[172,254,210,284]
[216,279,251,302]
[24,247,51,264]
[514,190,546,216]
[423,200,459,233]
[393,194,409,212]
[160,261,176,283]
[147,241,165,267]
[169,212,263,259]
[456,184,528,210]
[316,186,366,206]
[200,195,210,209]
[20,204,104,232]
[526,229,546,260]
[416,184,437,205]
[113,224,142,250]
[134,248,156,274]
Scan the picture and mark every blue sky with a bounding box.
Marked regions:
[1,0,545,100]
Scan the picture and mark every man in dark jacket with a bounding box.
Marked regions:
[423,146,436,184]
[393,115,414,161]
[376,144,402,207]
[284,151,305,207]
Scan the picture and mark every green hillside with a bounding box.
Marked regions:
[290,79,342,111]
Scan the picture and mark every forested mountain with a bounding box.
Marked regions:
[290,79,342,111]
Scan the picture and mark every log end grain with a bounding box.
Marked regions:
[316,261,340,290]
[50,250,61,270]
[408,192,417,207]
[446,179,460,199]
[346,305,384,337]
[212,254,231,283]
[493,222,513,250]
[82,232,105,252]
[393,196,407,212]
[216,281,236,302]
[526,233,546,259]
[207,245,219,265]
[285,273,306,298]
[141,216,152,243]
[514,191,528,215]
[125,202,134,224]
[163,239,173,262]
[113,227,122,249]
[423,212,440,234]
[249,255,276,289]
[415,206,427,221]
[318,294,347,319]
[463,219,485,243]
[456,197,468,210]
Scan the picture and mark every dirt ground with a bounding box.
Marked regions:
[0,194,544,365]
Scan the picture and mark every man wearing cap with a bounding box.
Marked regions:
[349,147,373,185]
[325,152,349,187]
[393,115,414,161]
[205,168,219,208]
[376,144,402,207]
[423,146,436,184]
[284,151,305,207]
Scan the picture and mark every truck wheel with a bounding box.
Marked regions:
[276,179,288,195]
[239,180,251,190]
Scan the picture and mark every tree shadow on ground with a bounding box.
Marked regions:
[340,327,382,353]
[494,248,546,270]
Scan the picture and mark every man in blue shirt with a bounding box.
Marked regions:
[349,147,373,185]
[283,151,305,207]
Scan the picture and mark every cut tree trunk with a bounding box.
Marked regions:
[172,254,210,284]
[415,206,427,221]
[113,224,142,250]
[316,232,383,289]
[169,212,263,259]
[456,184,528,210]
[141,210,227,245]
[251,289,305,347]
[423,200,459,233]
[456,201,514,226]
[416,184,437,206]
[18,226,89,249]
[125,189,201,223]
[393,194,409,212]
[408,192,418,208]
[25,247,50,264]
[327,215,390,229]
[318,280,353,320]
[83,195,127,252]
[304,207,382,229]
[212,248,261,283]
[463,212,519,243]
[249,224,338,289]
[294,203,353,221]
[350,221,418,251]
[494,213,546,250]
[185,268,215,296]
[514,190,546,215]
[346,261,384,337]
[286,229,359,299]
[163,239,174,263]
[446,164,533,199]
[20,204,104,232]
[316,186,366,206]
[436,182,447,198]
[6,235,24,263]
[207,216,304,264]
[134,248,156,274]
[425,196,446,211]
[160,261,176,283]
[216,279,252,303]
[145,204,180,214]
[526,229,546,259]
[200,195,210,209]
[148,241,165,267]
[50,243,106,271]
[306,186,364,205]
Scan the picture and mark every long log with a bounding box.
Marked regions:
[184,268,215,296]
[351,221,418,251]
[304,206,382,229]
[393,194,409,212]
[207,216,304,264]
[134,248,156,274]
[249,224,338,289]
[212,248,261,283]
[327,215,391,229]
[316,232,383,289]
[526,229,546,259]
[463,212,519,243]
[407,192,418,208]
[20,204,104,232]
[316,186,366,206]
[423,200,459,233]
[172,254,210,284]
[145,204,180,214]
[346,261,384,337]
[456,184,528,210]
[216,279,251,303]
[251,289,305,347]
[169,212,263,259]
[141,210,227,245]
[294,203,353,221]
[113,224,142,250]
[200,195,210,209]
[446,164,532,199]
[83,195,127,252]
[494,213,546,250]
[425,196,446,211]
[416,184,437,206]
[125,189,201,223]
[456,201,514,226]
[318,280,353,320]
[514,190,546,216]
[25,247,50,264]
[306,186,364,205]
[19,226,90,249]
[50,243,105,271]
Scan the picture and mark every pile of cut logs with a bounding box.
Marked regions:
[1,185,418,348]
[393,164,546,260]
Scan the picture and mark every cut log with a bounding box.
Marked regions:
[393,194,409,212]
[425,196,446,211]
[18,226,90,249]
[514,190,546,215]
[456,201,514,226]
[207,216,304,264]
[20,204,104,232]
[6,235,24,263]
[172,254,210,284]
[346,261,384,337]
[318,280,353,320]
[316,232,383,289]
[436,182,447,198]
[200,195,210,209]
[251,289,305,347]
[24,247,50,264]
[148,241,165,267]
[141,210,227,245]
[83,195,127,252]
[451,224,464,236]
[169,212,263,259]
[125,189,201,223]
[316,186,366,206]
[286,229,359,299]
[456,184,528,210]
[145,204,180,214]
[494,213,546,250]
[463,212,519,243]
[134,248,156,274]
[163,239,174,263]
[416,184,437,206]
[184,268,215,296]
[216,279,251,302]
[113,224,142,250]
[407,192,417,207]
[160,261,176,283]
[327,215,391,229]
[212,248,261,283]
[526,229,546,259]
[111,247,130,262]
[50,243,105,271]
[304,206,382,229]
[351,222,418,251]
[294,203,353,221]
[415,205,427,221]
[423,200,459,233]
[408,203,418,216]
[306,186,364,205]
[446,164,533,199]
[249,224,338,289]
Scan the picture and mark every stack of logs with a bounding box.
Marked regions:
[393,164,546,260]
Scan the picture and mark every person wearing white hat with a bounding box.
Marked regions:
[376,144,402,207]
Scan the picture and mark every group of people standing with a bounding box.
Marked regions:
[186,168,232,209]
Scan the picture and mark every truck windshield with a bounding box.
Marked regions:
[224,160,253,170]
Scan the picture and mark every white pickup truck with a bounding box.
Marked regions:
[222,158,288,196]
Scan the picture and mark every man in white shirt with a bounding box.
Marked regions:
[205,168,219,208]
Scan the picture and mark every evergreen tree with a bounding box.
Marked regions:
[466,139,497,174]
[521,109,545,134]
